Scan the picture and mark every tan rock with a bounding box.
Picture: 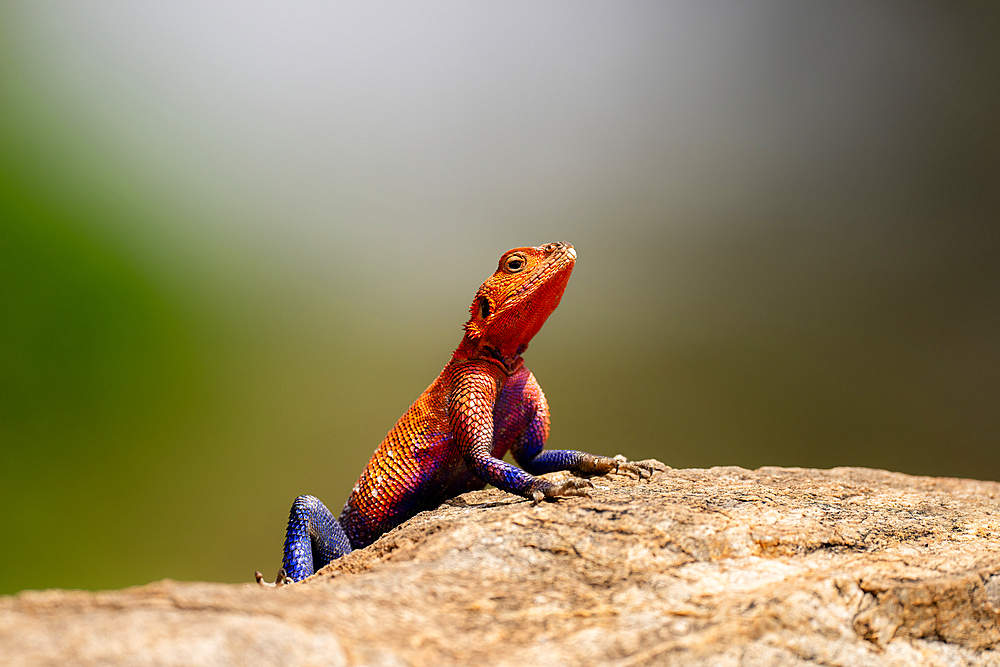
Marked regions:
[3,466,1000,666]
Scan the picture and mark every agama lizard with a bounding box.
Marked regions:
[262,242,659,584]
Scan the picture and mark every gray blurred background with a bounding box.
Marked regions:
[1,1,997,594]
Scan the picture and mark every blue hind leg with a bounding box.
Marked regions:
[281,495,352,582]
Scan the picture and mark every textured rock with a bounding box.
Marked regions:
[3,466,1000,666]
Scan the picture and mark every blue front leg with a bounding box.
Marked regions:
[282,495,353,581]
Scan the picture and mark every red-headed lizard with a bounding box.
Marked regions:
[265,242,660,583]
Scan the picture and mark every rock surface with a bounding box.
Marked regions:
[3,466,1000,666]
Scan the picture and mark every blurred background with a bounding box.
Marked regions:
[1,1,997,594]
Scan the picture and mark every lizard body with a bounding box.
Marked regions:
[273,242,655,583]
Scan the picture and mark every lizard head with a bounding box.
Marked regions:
[462,242,576,361]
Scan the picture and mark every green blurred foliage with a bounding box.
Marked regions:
[0,192,189,433]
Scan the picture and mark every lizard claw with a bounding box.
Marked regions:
[611,455,669,480]
[256,568,294,588]
[531,477,594,505]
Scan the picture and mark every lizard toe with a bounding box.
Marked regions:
[552,477,593,497]
[536,477,593,501]
[255,568,294,588]
[612,455,669,479]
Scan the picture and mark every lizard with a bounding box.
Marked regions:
[262,242,659,584]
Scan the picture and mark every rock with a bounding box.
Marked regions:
[3,466,1000,666]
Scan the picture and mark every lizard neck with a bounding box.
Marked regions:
[452,337,523,373]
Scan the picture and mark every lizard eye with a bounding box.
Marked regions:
[503,254,526,273]
[478,297,491,319]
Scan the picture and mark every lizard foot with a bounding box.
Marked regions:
[531,477,594,505]
[575,454,668,479]
[255,568,294,588]
[611,455,669,479]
